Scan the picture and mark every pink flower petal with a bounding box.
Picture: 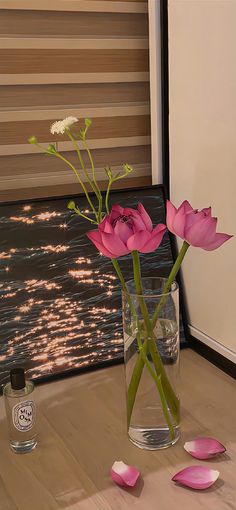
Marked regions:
[111,461,140,488]
[114,221,132,244]
[184,437,226,460]
[137,203,153,232]
[101,231,130,257]
[172,207,186,239]
[201,206,211,216]
[178,199,194,214]
[139,224,166,253]
[185,216,217,247]
[108,204,124,225]
[172,466,219,490]
[123,206,139,217]
[132,215,147,232]
[203,233,233,251]
[99,216,114,234]
[127,230,150,251]
[111,204,124,215]
[184,210,205,231]
[86,230,115,258]
[166,200,177,233]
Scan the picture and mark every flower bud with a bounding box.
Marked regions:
[79,129,86,141]
[85,118,92,127]
[123,164,133,175]
[28,136,37,144]
[67,200,76,210]
[47,144,57,154]
[104,167,113,180]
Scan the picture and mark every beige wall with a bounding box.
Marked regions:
[168,0,236,360]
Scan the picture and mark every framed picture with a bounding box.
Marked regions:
[0,185,189,386]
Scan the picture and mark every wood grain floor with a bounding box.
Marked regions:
[0,349,235,510]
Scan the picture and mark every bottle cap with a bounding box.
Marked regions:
[10,367,26,390]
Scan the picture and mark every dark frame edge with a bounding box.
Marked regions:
[160,0,170,198]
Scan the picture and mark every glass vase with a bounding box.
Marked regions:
[122,277,180,450]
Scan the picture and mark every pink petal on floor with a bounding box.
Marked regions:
[172,466,219,490]
[184,437,226,460]
[111,461,140,487]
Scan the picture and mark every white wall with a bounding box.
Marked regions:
[168,0,236,360]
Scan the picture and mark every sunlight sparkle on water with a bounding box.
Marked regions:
[0,214,123,381]
[0,252,11,260]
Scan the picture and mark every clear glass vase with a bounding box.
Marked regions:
[122,277,180,450]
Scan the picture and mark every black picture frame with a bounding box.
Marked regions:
[0,184,189,387]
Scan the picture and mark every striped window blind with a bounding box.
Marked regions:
[0,0,151,200]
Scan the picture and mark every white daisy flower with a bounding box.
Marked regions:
[50,116,78,135]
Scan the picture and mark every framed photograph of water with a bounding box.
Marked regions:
[0,185,189,385]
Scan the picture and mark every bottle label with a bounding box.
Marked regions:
[12,400,36,432]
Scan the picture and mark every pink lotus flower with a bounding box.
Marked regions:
[87,204,166,258]
[166,200,232,250]
[184,437,226,460]
[111,460,140,487]
[172,466,219,490]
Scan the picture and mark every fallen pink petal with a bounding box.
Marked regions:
[111,461,140,487]
[184,437,226,460]
[172,466,219,490]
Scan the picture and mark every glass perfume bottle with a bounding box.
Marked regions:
[3,368,37,453]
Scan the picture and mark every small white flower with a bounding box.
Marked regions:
[50,116,78,135]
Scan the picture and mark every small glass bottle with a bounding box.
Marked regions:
[3,368,37,453]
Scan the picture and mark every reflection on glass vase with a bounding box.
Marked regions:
[123,277,180,450]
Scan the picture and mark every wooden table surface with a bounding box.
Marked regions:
[0,349,235,510]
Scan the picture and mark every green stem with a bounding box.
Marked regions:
[66,131,96,189]
[151,240,190,329]
[137,345,175,440]
[54,152,98,218]
[111,259,126,292]
[131,250,152,333]
[131,250,175,440]
[113,256,174,438]
[74,208,97,224]
[83,140,100,195]
[34,141,97,218]
[83,139,103,222]
[105,180,112,215]
[112,258,139,328]
[127,354,144,426]
[127,241,190,427]
[66,131,102,222]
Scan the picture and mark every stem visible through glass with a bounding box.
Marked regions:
[126,241,190,427]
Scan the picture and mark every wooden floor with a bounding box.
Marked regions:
[0,349,235,510]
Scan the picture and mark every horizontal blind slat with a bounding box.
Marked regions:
[0,145,151,176]
[0,72,149,85]
[0,115,150,145]
[0,137,151,156]
[0,82,150,109]
[0,104,150,122]
[0,1,148,14]
[0,177,152,203]
[0,38,149,50]
[0,10,148,37]
[0,164,151,190]
[0,49,149,74]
